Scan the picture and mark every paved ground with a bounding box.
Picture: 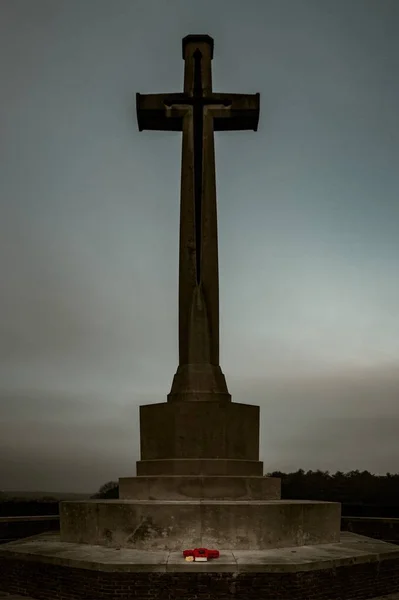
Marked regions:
[1,532,399,598]
[1,531,399,573]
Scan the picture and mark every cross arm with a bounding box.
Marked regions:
[136,92,186,132]
[210,92,260,132]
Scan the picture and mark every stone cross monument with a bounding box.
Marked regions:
[137,34,259,404]
[60,35,341,551]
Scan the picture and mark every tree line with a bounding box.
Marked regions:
[269,469,399,515]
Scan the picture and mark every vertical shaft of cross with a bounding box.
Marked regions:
[178,37,218,366]
[169,35,230,402]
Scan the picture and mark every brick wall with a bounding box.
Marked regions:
[1,554,399,600]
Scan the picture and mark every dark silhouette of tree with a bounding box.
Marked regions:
[91,481,119,499]
[266,469,399,516]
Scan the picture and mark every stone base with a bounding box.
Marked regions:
[59,499,341,551]
[139,401,260,465]
[119,475,281,500]
[1,532,399,600]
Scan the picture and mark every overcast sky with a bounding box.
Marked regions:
[1,0,398,493]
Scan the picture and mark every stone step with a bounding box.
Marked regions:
[136,458,264,476]
[60,499,341,551]
[119,475,281,500]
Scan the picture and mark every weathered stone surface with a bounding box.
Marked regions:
[199,501,341,551]
[136,458,264,476]
[119,475,281,500]
[60,500,340,551]
[139,401,259,461]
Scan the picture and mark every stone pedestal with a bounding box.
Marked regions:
[139,401,260,463]
[59,396,341,552]
[58,397,342,551]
